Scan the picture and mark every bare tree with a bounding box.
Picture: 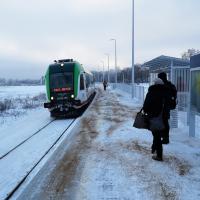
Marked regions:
[182,48,200,60]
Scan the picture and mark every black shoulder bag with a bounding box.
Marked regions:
[133,108,149,130]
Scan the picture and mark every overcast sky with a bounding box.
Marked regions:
[0,0,200,79]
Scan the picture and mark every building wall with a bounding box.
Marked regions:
[190,54,200,68]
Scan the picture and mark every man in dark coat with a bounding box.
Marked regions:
[143,78,166,161]
[158,72,177,144]
[103,80,107,91]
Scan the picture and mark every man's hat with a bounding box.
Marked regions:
[158,72,167,81]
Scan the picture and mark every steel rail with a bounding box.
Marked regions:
[5,118,76,200]
[0,120,56,160]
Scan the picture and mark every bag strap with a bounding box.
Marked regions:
[139,108,143,113]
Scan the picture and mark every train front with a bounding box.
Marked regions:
[44,60,76,117]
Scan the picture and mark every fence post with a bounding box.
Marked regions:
[142,86,144,103]
[189,111,195,137]
[170,62,178,129]
[170,108,178,128]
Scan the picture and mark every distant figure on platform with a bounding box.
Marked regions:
[143,78,166,161]
[158,72,177,144]
[103,80,107,91]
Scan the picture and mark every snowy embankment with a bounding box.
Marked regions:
[0,86,46,126]
[0,119,75,200]
[0,86,45,99]
[16,86,200,200]
[0,86,82,199]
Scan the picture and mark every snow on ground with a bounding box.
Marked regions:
[0,115,74,200]
[17,86,200,200]
[0,85,46,126]
[0,85,62,199]
[0,86,45,99]
[0,85,49,157]
[0,108,50,157]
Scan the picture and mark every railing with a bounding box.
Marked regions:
[188,67,200,138]
[132,84,145,103]
[177,92,190,112]
[113,83,146,103]
[113,82,179,129]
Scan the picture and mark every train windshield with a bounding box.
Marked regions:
[50,72,73,91]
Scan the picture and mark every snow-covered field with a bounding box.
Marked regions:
[0,118,75,200]
[0,86,46,126]
[15,86,200,200]
[0,85,45,99]
[0,86,83,200]
[0,86,52,199]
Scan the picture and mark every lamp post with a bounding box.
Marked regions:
[97,65,100,82]
[110,38,117,86]
[105,53,110,83]
[132,0,135,98]
[101,60,105,82]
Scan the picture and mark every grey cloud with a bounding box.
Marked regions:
[0,0,199,78]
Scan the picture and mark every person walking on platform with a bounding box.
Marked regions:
[158,72,177,144]
[143,78,166,161]
[103,80,107,91]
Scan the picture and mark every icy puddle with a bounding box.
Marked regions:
[17,88,200,200]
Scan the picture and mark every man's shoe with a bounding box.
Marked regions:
[152,155,163,161]
[162,139,169,144]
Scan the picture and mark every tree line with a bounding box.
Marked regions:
[93,48,200,83]
[93,64,149,83]
[0,78,44,86]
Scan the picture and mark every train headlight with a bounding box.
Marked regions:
[61,63,64,67]
[51,96,54,100]
[71,94,74,98]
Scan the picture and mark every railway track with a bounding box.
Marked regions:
[1,92,96,200]
[3,118,77,200]
[0,120,56,160]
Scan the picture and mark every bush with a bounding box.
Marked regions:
[22,98,38,109]
[32,93,46,102]
[0,93,46,114]
[0,99,13,113]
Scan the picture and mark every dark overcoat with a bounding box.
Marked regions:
[143,84,166,118]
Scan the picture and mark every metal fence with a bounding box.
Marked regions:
[171,66,190,112]
[113,66,198,137]
[114,83,146,103]
[112,65,199,138]
[170,66,190,128]
[189,67,200,138]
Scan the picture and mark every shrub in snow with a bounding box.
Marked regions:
[32,93,46,102]
[0,99,13,113]
[21,93,46,109]
[0,93,46,116]
[22,100,38,109]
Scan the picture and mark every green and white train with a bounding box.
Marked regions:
[44,59,95,117]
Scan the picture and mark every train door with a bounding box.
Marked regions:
[79,73,87,102]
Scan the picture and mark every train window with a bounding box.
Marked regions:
[50,72,73,89]
[80,74,84,90]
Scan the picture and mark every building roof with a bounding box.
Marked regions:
[190,54,200,68]
[142,55,190,72]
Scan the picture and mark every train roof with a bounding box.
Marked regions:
[48,59,87,73]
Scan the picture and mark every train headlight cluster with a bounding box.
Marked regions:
[51,96,54,100]
[71,94,74,98]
